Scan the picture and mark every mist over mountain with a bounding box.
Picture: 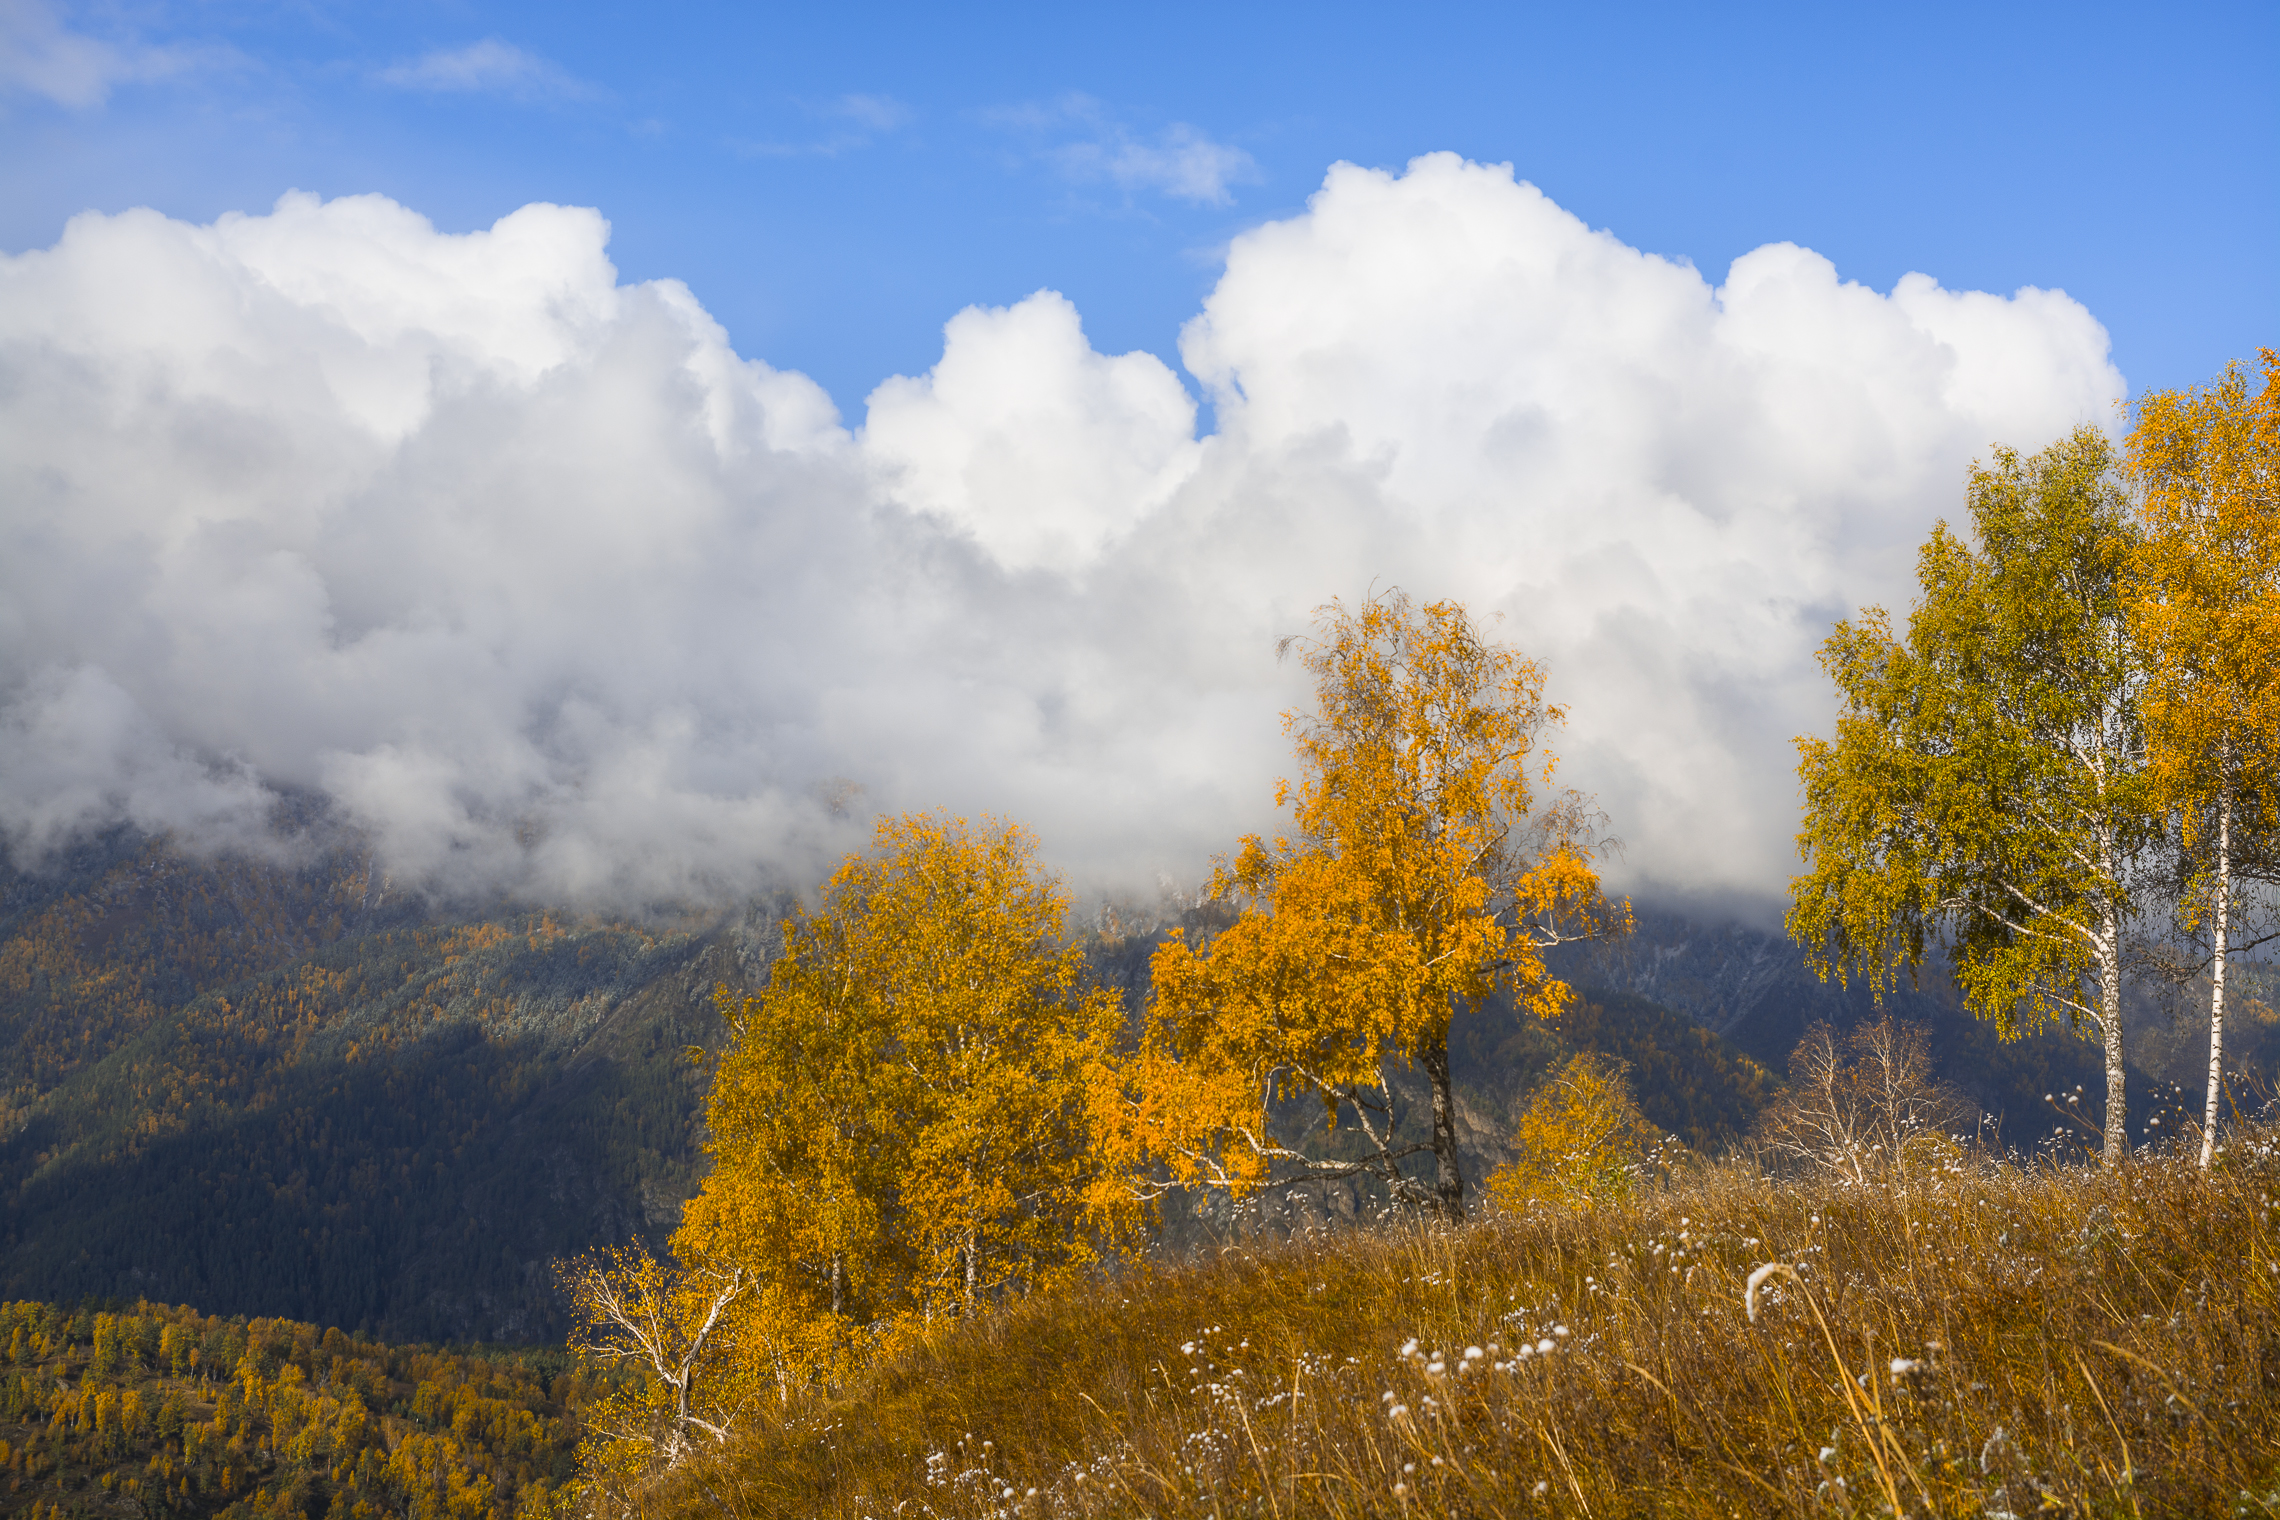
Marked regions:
[0,154,2122,912]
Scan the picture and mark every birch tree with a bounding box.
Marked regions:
[2125,351,2280,1169]
[1789,427,2154,1162]
[1484,1053,1665,1212]
[1106,591,1624,1218]
[561,1246,757,1481]
[676,813,1128,1352]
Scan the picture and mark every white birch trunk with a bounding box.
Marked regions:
[2201,781,2231,1170]
[963,1228,978,1319]
[2096,896,2127,1166]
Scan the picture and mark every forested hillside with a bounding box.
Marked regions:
[1549,908,2273,1150]
[0,834,767,1343]
[0,1297,609,1520]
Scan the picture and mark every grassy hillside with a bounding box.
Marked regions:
[0,1298,610,1520]
[651,1127,2280,1519]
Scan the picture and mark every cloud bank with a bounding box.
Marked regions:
[0,156,2124,911]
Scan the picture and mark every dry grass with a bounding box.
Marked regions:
[645,1126,2280,1519]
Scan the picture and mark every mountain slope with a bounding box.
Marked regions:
[0,838,770,1342]
[1552,907,2204,1146]
[8,834,2239,1346]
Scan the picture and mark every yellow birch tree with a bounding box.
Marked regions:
[2125,350,2280,1169]
[1484,1053,1666,1213]
[675,814,1129,1358]
[1101,591,1624,1218]
[559,1245,763,1487]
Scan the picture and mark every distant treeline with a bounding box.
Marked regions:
[0,1297,616,1520]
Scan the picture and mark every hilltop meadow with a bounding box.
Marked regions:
[645,1121,2280,1520]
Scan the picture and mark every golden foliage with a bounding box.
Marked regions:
[0,1297,597,1520]
[671,814,1127,1391]
[1109,591,1623,1215]
[1485,1052,1667,1212]
[2126,349,2280,823]
[2124,349,2280,1166]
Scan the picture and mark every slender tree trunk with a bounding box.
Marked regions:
[963,1228,978,1318]
[1417,1030,1464,1219]
[668,1366,693,1467]
[2201,782,2231,1170]
[830,1253,842,1318]
[2097,904,2127,1166]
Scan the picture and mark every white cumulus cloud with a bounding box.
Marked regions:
[865,292,1203,572]
[0,154,2124,914]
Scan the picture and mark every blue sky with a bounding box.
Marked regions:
[5,0,2274,414]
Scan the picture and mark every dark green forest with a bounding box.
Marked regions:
[0,833,754,1343]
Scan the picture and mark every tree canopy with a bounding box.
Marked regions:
[671,813,1127,1391]
[1108,590,1624,1216]
[1789,425,2152,1162]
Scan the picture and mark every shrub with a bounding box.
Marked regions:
[1485,1052,1671,1212]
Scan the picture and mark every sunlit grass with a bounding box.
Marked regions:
[644,1125,2280,1518]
